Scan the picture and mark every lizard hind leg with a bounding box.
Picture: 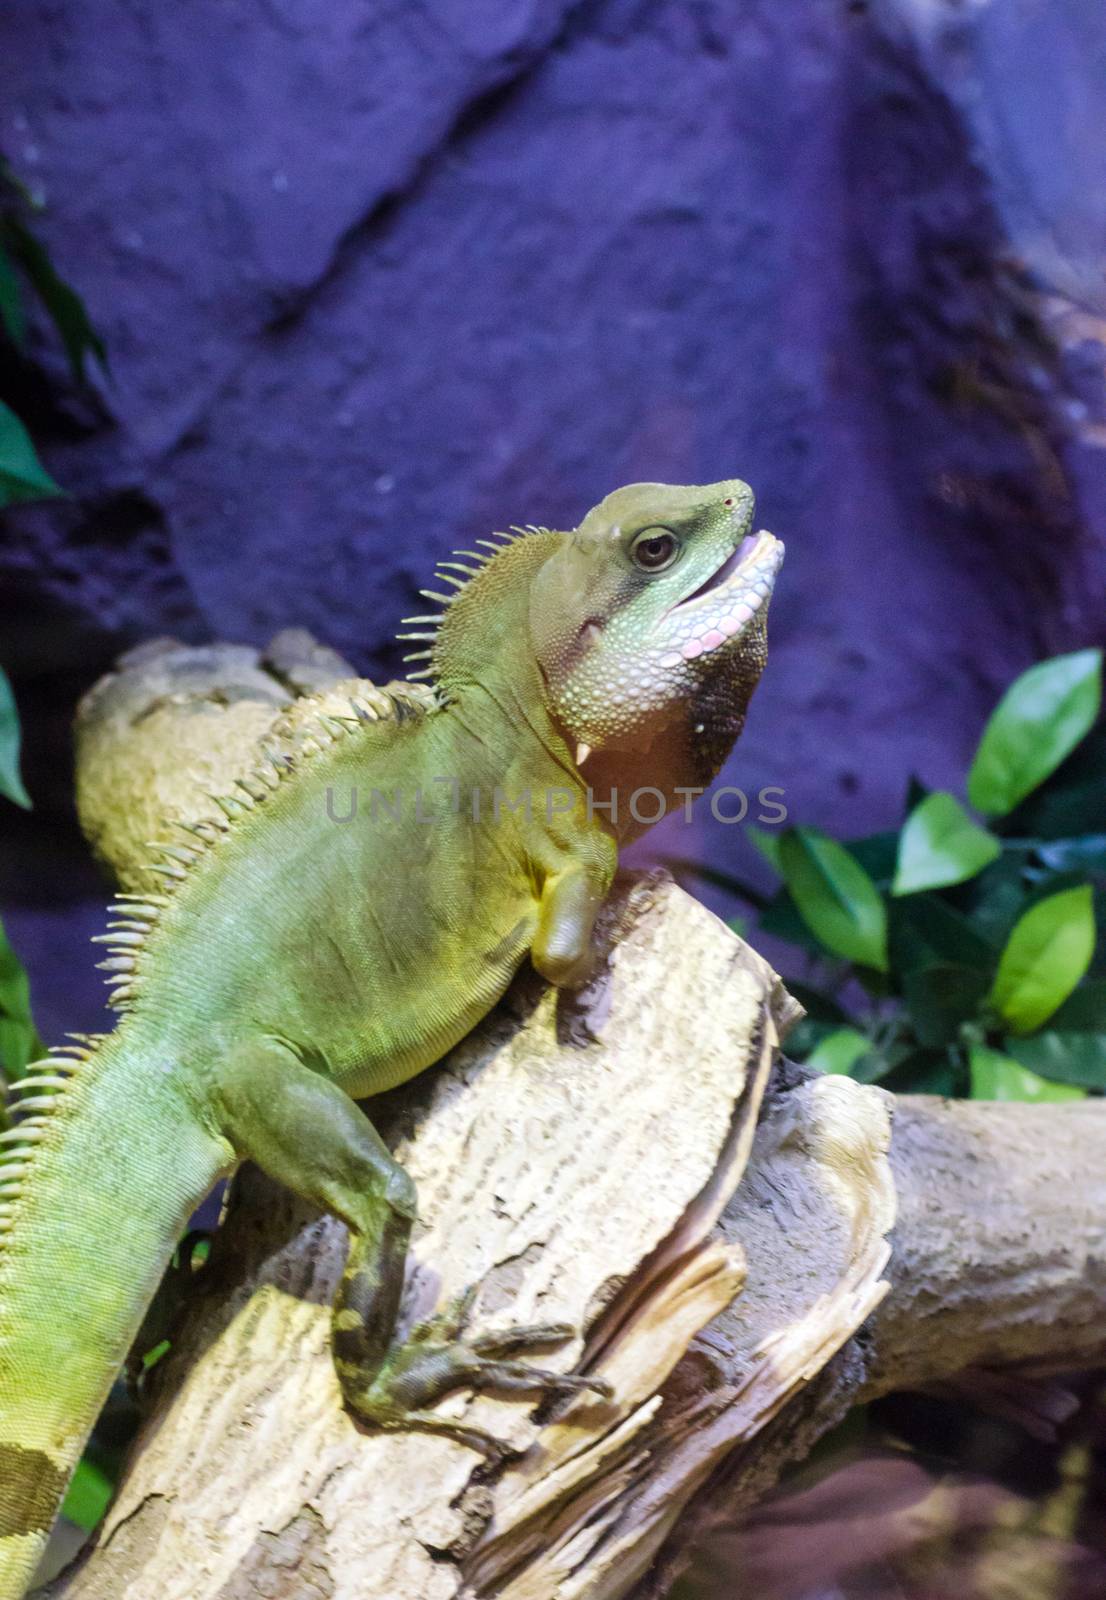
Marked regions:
[350,1288,611,1459]
[211,1038,609,1458]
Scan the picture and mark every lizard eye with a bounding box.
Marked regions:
[630,527,680,572]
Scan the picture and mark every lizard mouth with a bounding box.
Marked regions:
[658,529,783,664]
[674,530,780,612]
[676,531,763,608]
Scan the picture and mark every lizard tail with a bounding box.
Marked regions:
[0,1028,227,1598]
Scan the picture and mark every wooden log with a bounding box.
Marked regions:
[47,640,1106,1600]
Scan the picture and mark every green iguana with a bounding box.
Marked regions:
[0,479,782,1596]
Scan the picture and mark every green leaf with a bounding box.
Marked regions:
[1033,835,1106,877]
[61,1456,113,1532]
[760,834,908,960]
[0,666,31,809]
[142,1338,171,1371]
[0,914,33,1026]
[947,852,1034,948]
[758,886,827,956]
[0,911,40,1086]
[2,214,106,382]
[1006,1030,1106,1089]
[784,1016,832,1059]
[892,792,1001,896]
[0,243,25,347]
[844,830,902,888]
[725,914,747,939]
[1007,777,1106,843]
[850,1050,902,1085]
[778,828,889,971]
[968,650,1103,817]
[0,1014,37,1089]
[989,885,1096,1034]
[903,774,930,817]
[1048,980,1106,1032]
[746,825,782,873]
[880,1046,962,1097]
[0,399,61,506]
[901,963,989,1047]
[969,1043,1085,1103]
[805,1027,871,1076]
[889,892,997,976]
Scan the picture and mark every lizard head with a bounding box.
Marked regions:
[528,479,783,770]
[405,478,782,827]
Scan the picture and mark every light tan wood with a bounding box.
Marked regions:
[48,639,1106,1600]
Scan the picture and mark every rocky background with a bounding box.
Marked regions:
[1,0,1104,1040]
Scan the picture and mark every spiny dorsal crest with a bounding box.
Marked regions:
[93,678,437,1014]
[396,526,551,679]
[0,676,441,1247]
[0,1036,106,1239]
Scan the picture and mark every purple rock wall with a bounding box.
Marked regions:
[1,0,1104,1037]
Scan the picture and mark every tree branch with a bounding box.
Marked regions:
[46,637,1106,1600]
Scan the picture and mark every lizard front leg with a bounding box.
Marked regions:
[211,1037,607,1457]
[531,848,617,987]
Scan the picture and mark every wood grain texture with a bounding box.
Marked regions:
[51,875,810,1600]
[48,639,1106,1600]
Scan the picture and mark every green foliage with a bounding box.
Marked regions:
[0,668,39,1100]
[0,398,61,504]
[968,1044,1084,1104]
[0,912,41,1101]
[891,791,1000,895]
[0,243,25,345]
[778,828,888,972]
[988,885,1095,1034]
[0,663,31,808]
[967,649,1102,816]
[0,670,40,1113]
[679,651,1105,1099]
[0,205,106,382]
[0,155,106,508]
[1006,1024,1106,1087]
[746,824,783,872]
[60,1457,114,1533]
[804,1026,870,1076]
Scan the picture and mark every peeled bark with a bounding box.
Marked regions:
[46,638,1106,1600]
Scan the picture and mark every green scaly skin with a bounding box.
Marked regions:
[0,480,782,1595]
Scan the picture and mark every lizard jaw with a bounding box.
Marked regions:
[570,532,783,754]
[657,530,783,664]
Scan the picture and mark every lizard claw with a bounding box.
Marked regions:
[342,1293,611,1455]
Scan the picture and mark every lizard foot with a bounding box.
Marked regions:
[342,1289,612,1458]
